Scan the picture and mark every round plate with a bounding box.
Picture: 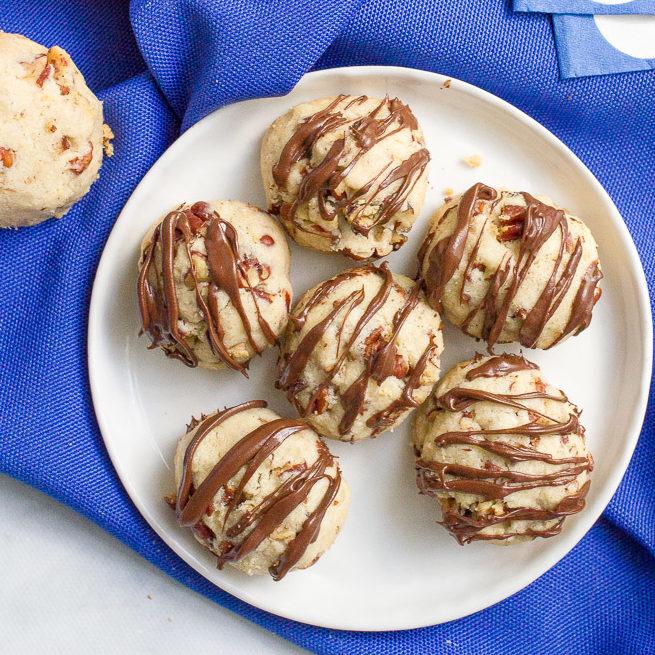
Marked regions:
[88,66,652,631]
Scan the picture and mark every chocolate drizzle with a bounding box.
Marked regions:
[465,353,537,381]
[423,183,498,312]
[176,400,342,581]
[272,96,430,252]
[416,354,593,544]
[277,263,439,439]
[137,203,277,374]
[420,184,602,350]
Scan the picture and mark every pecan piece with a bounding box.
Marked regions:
[35,60,51,87]
[0,147,14,168]
[308,387,328,415]
[497,205,527,242]
[68,141,93,175]
[498,225,522,242]
[393,354,409,379]
[221,485,234,505]
[46,47,71,94]
[185,210,205,235]
[240,256,270,284]
[364,326,384,358]
[501,204,527,219]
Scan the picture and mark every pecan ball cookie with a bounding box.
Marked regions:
[277,262,444,442]
[0,32,112,228]
[172,401,350,580]
[261,95,430,260]
[418,183,603,350]
[137,200,292,373]
[413,354,593,544]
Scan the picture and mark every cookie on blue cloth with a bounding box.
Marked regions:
[0,32,112,228]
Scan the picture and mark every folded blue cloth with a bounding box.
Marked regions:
[515,0,655,13]
[553,13,655,77]
[1,1,654,653]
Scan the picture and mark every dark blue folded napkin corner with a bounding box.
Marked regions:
[552,13,655,78]
[1,1,654,654]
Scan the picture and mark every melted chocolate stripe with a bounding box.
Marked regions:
[439,480,590,544]
[554,260,603,345]
[465,354,537,380]
[176,400,267,518]
[423,183,497,312]
[433,416,585,464]
[304,263,394,420]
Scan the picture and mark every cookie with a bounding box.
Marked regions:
[0,32,110,228]
[277,262,444,442]
[413,354,593,544]
[261,95,430,260]
[173,401,350,579]
[137,200,292,373]
[418,183,603,349]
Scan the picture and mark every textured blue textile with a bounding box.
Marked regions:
[553,13,655,78]
[515,0,655,13]
[1,1,654,653]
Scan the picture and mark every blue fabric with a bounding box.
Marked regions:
[552,13,655,78]
[515,0,655,13]
[1,1,654,653]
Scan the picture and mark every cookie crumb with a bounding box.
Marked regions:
[103,123,114,157]
[441,78,452,89]
[462,154,482,169]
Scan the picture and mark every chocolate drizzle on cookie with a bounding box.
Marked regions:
[277,262,440,439]
[465,353,537,381]
[416,354,593,544]
[137,203,277,374]
[419,183,603,350]
[272,96,430,254]
[175,400,342,581]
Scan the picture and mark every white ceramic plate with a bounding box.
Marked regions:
[88,66,652,631]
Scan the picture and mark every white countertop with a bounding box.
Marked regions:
[0,475,306,655]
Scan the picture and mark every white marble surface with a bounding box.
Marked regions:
[0,475,306,655]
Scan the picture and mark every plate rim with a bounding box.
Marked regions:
[88,64,653,631]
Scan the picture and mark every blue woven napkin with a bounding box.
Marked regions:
[1,1,654,653]
[515,0,655,13]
